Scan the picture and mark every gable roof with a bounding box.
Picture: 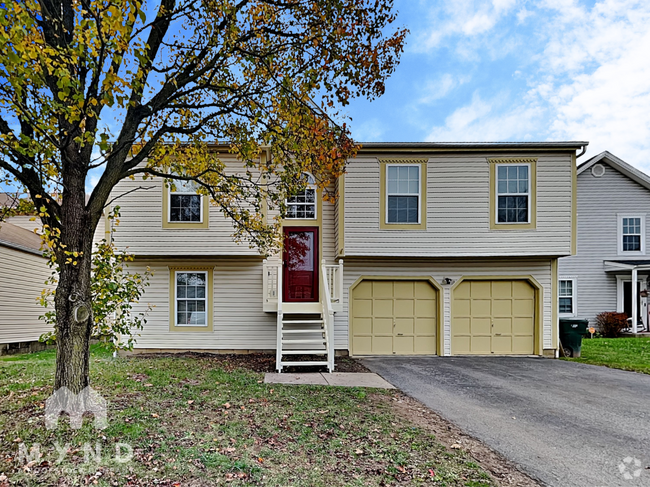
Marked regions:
[577,151,650,191]
[0,221,44,256]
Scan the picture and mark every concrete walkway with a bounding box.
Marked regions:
[264,372,395,389]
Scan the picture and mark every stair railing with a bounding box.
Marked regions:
[320,260,335,372]
[275,262,283,372]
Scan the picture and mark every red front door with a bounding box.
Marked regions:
[283,227,319,302]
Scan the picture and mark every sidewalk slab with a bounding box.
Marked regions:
[264,372,395,389]
[264,373,328,385]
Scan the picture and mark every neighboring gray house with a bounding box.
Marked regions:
[559,151,650,332]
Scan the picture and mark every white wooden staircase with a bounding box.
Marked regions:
[263,259,343,373]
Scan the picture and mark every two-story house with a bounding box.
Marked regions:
[109,141,586,370]
[559,151,650,332]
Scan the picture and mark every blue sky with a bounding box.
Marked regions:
[345,0,650,170]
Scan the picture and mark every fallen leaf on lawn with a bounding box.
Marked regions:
[187,400,194,405]
[429,469,436,477]
[151,413,159,418]
[355,449,363,455]
[257,457,264,463]
[397,465,406,473]
[450,444,461,449]
[224,402,231,409]
[144,383,153,387]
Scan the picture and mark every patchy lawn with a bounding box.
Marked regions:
[562,337,650,375]
[0,347,498,486]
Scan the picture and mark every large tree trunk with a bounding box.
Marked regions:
[53,155,98,393]
[53,250,93,392]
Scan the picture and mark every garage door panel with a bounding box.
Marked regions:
[513,299,534,316]
[415,318,436,335]
[452,335,470,354]
[513,317,534,334]
[492,336,513,354]
[373,318,393,335]
[454,317,471,335]
[513,336,534,354]
[415,299,437,318]
[354,318,373,335]
[471,281,492,298]
[452,279,535,355]
[471,317,491,335]
[493,299,512,317]
[493,318,512,335]
[351,279,438,356]
[394,299,415,317]
[470,335,491,354]
[374,299,393,317]
[415,335,437,354]
[372,336,393,354]
[394,336,414,354]
[395,281,414,298]
[355,299,372,317]
[395,318,414,335]
[373,281,394,298]
[472,299,491,317]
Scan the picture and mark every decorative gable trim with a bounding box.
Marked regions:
[487,157,538,164]
[378,158,428,165]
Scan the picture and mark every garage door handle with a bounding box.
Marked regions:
[495,333,502,336]
[397,333,404,336]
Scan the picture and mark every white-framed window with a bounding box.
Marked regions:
[617,214,645,255]
[496,164,530,224]
[169,180,203,223]
[558,278,576,316]
[286,173,316,219]
[175,271,207,326]
[386,164,420,224]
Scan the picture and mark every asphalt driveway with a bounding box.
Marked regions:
[361,357,650,487]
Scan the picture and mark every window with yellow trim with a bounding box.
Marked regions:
[169,267,213,331]
[379,160,427,230]
[489,158,537,230]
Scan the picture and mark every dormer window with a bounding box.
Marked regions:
[286,173,316,220]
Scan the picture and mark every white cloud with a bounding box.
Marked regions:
[418,0,650,169]
[418,73,471,104]
[352,118,385,142]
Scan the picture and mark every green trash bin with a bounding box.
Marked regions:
[559,318,589,357]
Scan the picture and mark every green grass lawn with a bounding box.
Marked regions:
[0,347,494,486]
[562,337,650,374]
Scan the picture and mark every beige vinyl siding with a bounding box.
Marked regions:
[128,258,276,350]
[0,246,53,344]
[321,186,337,263]
[559,162,650,322]
[344,152,573,257]
[110,155,264,256]
[334,258,554,354]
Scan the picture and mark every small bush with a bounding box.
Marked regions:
[595,312,629,338]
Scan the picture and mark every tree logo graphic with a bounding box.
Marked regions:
[45,386,107,430]
[618,457,642,480]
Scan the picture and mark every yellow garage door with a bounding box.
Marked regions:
[351,280,437,355]
[452,280,535,355]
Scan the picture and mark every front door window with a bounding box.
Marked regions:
[283,227,318,302]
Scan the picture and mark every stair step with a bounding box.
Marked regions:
[282,320,324,324]
[280,361,329,366]
[282,339,326,344]
[282,329,324,334]
[281,350,327,355]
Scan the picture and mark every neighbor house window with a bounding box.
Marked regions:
[386,164,420,224]
[170,180,203,223]
[496,164,530,224]
[617,214,645,255]
[286,173,316,219]
[175,271,207,327]
[559,279,576,316]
